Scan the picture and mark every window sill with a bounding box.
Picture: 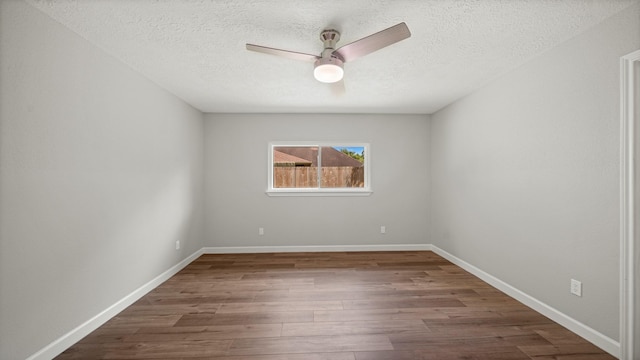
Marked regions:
[266,189,372,197]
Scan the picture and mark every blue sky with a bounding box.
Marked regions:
[333,146,364,155]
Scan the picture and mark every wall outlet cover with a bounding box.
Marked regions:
[570,279,582,297]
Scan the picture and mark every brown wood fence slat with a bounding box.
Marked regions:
[274,167,363,188]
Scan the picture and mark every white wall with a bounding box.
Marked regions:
[204,113,429,248]
[430,3,640,341]
[0,1,204,359]
[635,57,640,359]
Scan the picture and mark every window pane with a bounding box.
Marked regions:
[269,143,369,193]
[320,146,365,188]
[273,146,317,188]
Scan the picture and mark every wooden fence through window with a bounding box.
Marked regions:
[274,166,364,188]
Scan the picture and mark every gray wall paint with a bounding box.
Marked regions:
[204,114,430,248]
[1,0,636,357]
[0,2,205,359]
[634,59,640,357]
[430,4,640,340]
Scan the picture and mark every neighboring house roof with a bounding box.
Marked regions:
[273,150,312,166]
[275,147,363,167]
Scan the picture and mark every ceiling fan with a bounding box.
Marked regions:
[246,22,411,84]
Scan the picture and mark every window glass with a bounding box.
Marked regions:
[269,143,369,194]
[273,146,317,188]
[320,146,364,188]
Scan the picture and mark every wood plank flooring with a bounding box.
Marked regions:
[55,251,615,359]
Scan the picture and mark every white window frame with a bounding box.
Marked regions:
[267,141,372,197]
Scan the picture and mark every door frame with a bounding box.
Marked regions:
[620,49,640,360]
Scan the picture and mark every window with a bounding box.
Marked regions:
[267,142,371,196]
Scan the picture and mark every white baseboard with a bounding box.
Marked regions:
[26,249,204,360]
[202,244,433,254]
[430,245,620,358]
[28,244,620,360]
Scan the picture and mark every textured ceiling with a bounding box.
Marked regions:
[26,0,635,114]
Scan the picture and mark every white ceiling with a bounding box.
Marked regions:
[26,0,634,114]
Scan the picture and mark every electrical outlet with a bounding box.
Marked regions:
[259,227,264,236]
[380,226,386,234]
[175,240,180,250]
[570,279,582,297]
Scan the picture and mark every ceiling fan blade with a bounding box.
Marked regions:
[246,44,318,62]
[333,22,411,63]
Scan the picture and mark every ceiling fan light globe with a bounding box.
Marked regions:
[314,57,344,83]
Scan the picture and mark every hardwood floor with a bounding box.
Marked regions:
[55,251,615,359]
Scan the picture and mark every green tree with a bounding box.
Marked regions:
[340,148,364,163]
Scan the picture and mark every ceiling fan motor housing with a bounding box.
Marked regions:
[320,29,340,48]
